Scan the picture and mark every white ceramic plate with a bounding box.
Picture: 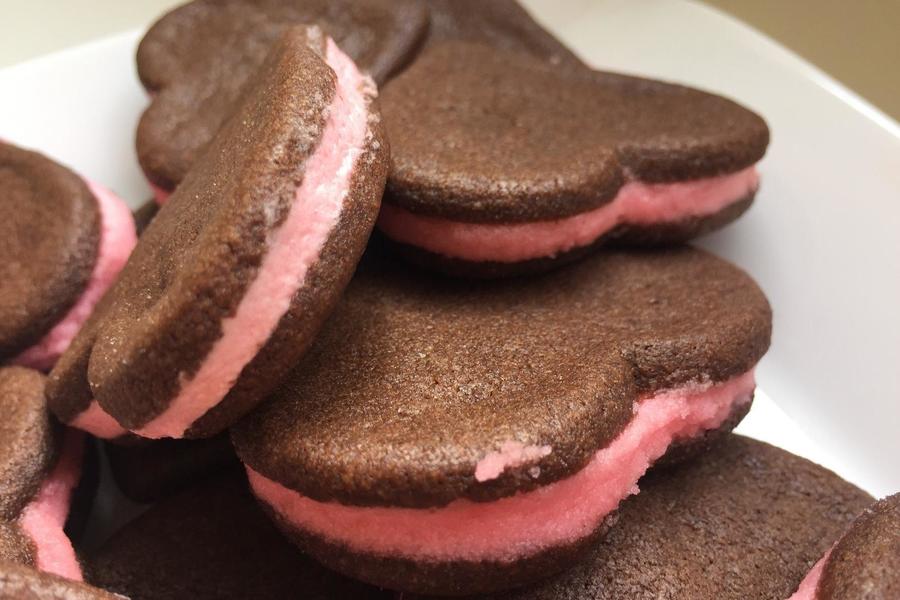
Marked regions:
[0,0,896,537]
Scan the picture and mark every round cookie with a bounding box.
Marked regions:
[105,434,238,503]
[0,367,89,582]
[789,493,899,600]
[231,246,772,595]
[88,474,388,599]
[131,199,158,237]
[0,141,136,369]
[412,435,873,600]
[137,0,426,198]
[377,43,769,277]
[0,561,117,600]
[47,26,388,440]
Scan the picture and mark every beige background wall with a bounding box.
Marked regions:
[2,0,898,120]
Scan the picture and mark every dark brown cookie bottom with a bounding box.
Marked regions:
[252,401,751,596]
[382,194,753,279]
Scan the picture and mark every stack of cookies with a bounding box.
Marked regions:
[1,1,896,599]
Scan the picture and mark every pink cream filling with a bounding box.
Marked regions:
[247,369,756,563]
[13,181,137,371]
[132,39,374,439]
[150,182,171,205]
[786,552,830,600]
[18,430,85,581]
[377,167,758,263]
[68,400,126,440]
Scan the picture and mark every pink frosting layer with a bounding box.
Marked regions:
[13,181,137,371]
[134,39,374,439]
[786,552,830,600]
[247,369,756,563]
[18,430,84,581]
[68,399,126,440]
[150,182,171,205]
[377,167,758,263]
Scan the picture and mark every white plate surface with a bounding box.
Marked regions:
[0,0,897,512]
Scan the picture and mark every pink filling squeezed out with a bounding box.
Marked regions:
[132,39,373,439]
[247,369,756,563]
[18,430,85,581]
[786,552,830,600]
[13,181,137,371]
[377,167,758,263]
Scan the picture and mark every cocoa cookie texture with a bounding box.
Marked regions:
[0,368,57,525]
[88,474,388,600]
[47,27,388,438]
[381,42,768,225]
[0,561,118,600]
[818,493,900,600]
[136,0,427,191]
[0,142,99,361]
[232,246,771,510]
[418,436,872,600]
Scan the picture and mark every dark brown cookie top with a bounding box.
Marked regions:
[381,42,768,223]
[0,142,99,360]
[422,0,583,67]
[818,494,900,600]
[0,561,117,600]
[232,246,771,508]
[452,435,872,600]
[88,474,387,599]
[137,0,426,190]
[49,26,386,437]
[0,368,57,522]
[0,523,33,567]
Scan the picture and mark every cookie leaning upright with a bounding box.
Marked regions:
[47,26,389,440]
[232,247,772,595]
[0,142,136,370]
[136,0,427,200]
[377,3,769,277]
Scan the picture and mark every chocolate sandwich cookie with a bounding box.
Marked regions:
[377,43,769,277]
[0,141,136,369]
[0,561,118,600]
[88,474,387,599]
[414,435,872,600]
[105,434,238,502]
[231,246,772,595]
[47,27,388,440]
[788,493,899,600]
[137,0,425,198]
[0,367,90,583]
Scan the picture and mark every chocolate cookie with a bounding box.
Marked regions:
[415,435,872,600]
[88,474,387,599]
[0,561,117,600]
[131,200,158,237]
[105,434,238,502]
[377,43,768,277]
[47,26,388,440]
[137,0,425,196]
[0,367,89,582]
[421,0,583,67]
[789,493,899,600]
[0,141,135,369]
[231,246,772,595]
